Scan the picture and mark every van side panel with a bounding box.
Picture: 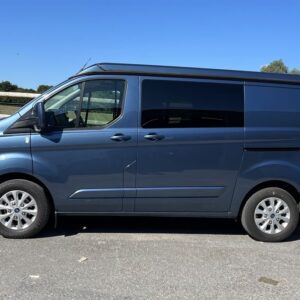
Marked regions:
[135,77,245,213]
[244,83,300,148]
[31,75,139,213]
[0,135,32,176]
[230,83,300,216]
[230,151,300,217]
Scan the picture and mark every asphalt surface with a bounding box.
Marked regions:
[0,216,300,300]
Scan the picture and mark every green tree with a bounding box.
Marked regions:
[16,87,36,93]
[0,81,37,93]
[0,81,18,91]
[261,59,300,75]
[260,59,288,74]
[290,68,300,75]
[37,85,52,93]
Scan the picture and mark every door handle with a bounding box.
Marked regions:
[111,133,131,142]
[144,133,164,141]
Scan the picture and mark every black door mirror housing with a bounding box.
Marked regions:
[34,102,47,132]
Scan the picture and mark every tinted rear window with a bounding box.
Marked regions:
[141,80,244,128]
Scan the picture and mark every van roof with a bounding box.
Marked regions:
[73,62,300,85]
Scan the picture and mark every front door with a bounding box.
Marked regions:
[31,76,138,213]
[135,78,244,213]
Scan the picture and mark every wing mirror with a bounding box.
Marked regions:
[33,102,47,132]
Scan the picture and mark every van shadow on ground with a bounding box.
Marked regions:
[39,216,300,242]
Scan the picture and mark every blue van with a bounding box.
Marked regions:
[0,63,299,242]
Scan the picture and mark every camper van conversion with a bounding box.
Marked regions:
[0,63,300,242]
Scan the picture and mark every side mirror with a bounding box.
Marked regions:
[34,102,47,132]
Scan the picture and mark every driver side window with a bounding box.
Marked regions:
[44,79,125,129]
[80,80,124,127]
[44,84,81,129]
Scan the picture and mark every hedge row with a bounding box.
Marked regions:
[0,96,32,106]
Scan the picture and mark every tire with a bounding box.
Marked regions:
[0,179,51,239]
[241,187,299,242]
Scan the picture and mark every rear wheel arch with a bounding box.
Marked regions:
[238,180,300,218]
[240,186,299,241]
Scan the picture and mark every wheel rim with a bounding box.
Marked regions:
[254,197,291,235]
[0,190,38,230]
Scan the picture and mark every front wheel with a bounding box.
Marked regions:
[0,179,50,239]
[241,187,299,242]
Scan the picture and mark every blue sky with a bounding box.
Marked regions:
[1,0,300,89]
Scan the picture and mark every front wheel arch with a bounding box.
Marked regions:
[0,178,51,238]
[0,172,55,213]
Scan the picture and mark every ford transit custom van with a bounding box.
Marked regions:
[0,63,299,242]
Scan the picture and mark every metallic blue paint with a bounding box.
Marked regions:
[0,72,299,218]
[30,75,139,213]
[228,82,300,216]
[136,126,244,212]
[135,77,244,212]
[0,134,32,176]
[245,83,300,148]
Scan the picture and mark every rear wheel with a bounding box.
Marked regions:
[241,187,299,242]
[0,179,50,239]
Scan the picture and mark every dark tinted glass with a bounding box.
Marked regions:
[141,80,244,128]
